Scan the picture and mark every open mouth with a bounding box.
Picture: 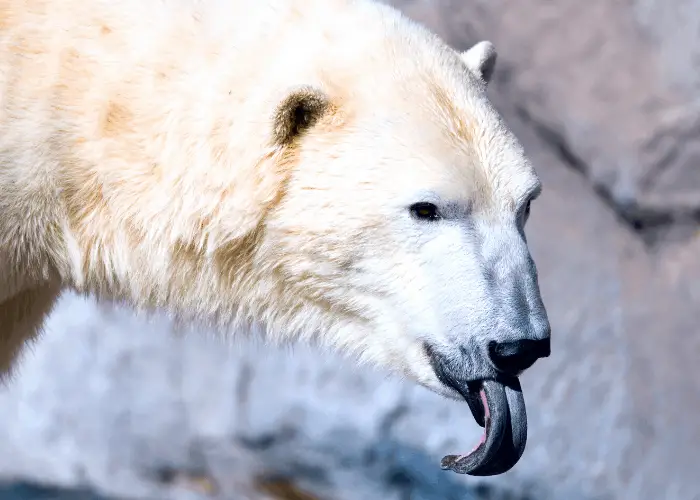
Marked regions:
[428,348,528,476]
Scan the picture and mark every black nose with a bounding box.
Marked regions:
[488,338,551,374]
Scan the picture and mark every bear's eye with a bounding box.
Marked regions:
[410,202,441,221]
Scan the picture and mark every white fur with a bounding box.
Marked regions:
[0,0,546,396]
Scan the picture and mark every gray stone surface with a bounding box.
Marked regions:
[2,1,700,500]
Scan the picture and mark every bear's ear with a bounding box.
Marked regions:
[272,85,331,145]
[460,41,497,85]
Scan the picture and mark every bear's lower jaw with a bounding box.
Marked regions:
[439,377,528,476]
[424,343,528,476]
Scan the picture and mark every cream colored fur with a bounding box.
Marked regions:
[0,0,544,395]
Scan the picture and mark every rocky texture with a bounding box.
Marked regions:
[2,1,700,500]
[633,0,700,96]
[391,0,700,239]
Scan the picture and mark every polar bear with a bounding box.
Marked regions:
[0,0,551,477]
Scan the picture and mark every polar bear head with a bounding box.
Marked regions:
[40,3,550,479]
[237,36,551,477]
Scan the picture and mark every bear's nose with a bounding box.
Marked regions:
[488,338,551,374]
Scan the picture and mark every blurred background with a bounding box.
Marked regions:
[1,0,699,498]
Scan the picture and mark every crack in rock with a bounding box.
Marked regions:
[512,104,700,246]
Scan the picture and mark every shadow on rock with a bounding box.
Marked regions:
[0,482,115,500]
[235,427,565,500]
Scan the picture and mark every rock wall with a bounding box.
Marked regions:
[1,1,699,499]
